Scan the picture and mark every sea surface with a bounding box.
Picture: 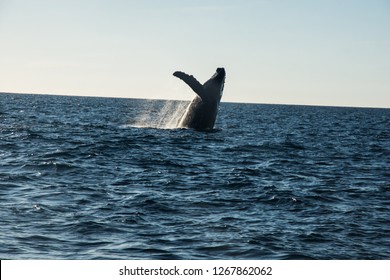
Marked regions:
[0,92,389,259]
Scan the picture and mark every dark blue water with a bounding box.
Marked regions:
[1,93,389,259]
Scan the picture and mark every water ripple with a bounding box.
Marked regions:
[0,94,389,259]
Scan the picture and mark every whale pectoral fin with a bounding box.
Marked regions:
[173,71,206,100]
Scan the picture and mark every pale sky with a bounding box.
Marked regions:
[0,0,389,107]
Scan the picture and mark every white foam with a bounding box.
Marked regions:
[130,100,189,129]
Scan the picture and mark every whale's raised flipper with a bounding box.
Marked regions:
[173,71,206,100]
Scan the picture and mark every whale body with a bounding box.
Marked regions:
[173,68,226,131]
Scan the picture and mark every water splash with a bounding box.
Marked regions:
[131,100,189,129]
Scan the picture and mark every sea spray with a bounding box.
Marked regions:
[132,99,188,129]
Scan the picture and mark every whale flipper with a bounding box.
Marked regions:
[173,71,206,100]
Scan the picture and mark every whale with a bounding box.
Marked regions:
[173,68,226,131]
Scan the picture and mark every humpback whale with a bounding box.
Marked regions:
[173,68,226,131]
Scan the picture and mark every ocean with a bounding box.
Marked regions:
[0,92,389,259]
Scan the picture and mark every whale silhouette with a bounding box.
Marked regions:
[173,68,226,131]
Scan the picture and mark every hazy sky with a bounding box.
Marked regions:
[1,0,389,107]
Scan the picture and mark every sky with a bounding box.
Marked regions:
[0,0,389,108]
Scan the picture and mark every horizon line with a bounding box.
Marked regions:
[1,91,389,110]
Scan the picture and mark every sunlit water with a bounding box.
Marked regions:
[0,93,389,259]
